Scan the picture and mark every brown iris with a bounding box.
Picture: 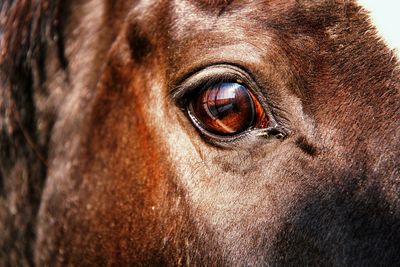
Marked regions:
[189,82,268,135]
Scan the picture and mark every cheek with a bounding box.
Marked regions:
[36,61,188,264]
[84,68,173,220]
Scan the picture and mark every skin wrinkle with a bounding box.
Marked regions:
[1,0,399,266]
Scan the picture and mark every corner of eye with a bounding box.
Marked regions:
[252,128,287,140]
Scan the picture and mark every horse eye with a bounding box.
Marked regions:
[188,82,268,136]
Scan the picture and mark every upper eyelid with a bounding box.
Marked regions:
[170,64,256,102]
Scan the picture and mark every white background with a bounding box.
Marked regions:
[358,0,400,54]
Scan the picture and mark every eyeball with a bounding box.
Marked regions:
[188,82,268,136]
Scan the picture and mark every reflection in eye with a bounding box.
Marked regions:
[188,82,269,136]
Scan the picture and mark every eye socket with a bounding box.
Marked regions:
[188,81,269,137]
[172,64,286,144]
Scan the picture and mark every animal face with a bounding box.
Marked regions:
[1,0,399,266]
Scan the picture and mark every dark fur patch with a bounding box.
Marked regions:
[127,23,152,63]
[272,181,400,265]
[296,136,318,156]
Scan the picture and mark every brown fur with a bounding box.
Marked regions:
[1,0,399,266]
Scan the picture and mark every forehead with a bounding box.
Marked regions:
[137,0,339,27]
[129,1,285,34]
[129,0,342,86]
[133,0,342,54]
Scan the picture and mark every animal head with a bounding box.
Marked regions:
[1,0,399,265]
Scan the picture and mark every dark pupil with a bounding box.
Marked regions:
[191,82,255,135]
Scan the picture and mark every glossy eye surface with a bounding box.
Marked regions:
[188,82,268,136]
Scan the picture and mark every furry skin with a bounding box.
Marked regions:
[1,0,399,266]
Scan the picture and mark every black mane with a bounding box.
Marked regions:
[0,1,63,264]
